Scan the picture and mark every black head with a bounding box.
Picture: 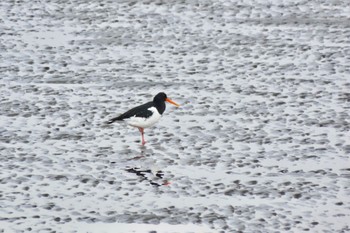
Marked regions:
[153,92,167,102]
[153,92,180,110]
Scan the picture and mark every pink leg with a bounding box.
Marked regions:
[138,128,146,145]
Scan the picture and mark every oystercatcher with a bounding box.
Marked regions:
[107,92,180,145]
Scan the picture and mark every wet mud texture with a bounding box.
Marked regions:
[1,0,350,232]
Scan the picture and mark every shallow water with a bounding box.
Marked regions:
[1,0,350,232]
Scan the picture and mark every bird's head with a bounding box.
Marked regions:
[154,92,180,107]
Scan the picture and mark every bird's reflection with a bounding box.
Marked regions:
[126,146,147,160]
[125,147,170,187]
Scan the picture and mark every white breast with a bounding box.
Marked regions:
[125,107,162,128]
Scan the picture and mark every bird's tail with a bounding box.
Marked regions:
[106,116,122,124]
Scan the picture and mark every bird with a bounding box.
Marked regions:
[107,92,180,145]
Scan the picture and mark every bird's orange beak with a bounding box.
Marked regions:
[166,98,180,107]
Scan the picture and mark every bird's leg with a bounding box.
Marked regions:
[138,127,146,145]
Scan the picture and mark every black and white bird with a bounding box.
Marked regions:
[107,92,180,145]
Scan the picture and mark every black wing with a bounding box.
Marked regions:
[107,101,154,124]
